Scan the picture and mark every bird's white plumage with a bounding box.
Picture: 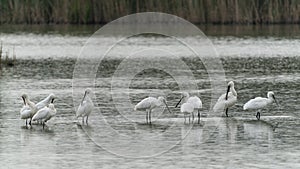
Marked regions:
[243,97,270,110]
[213,81,237,113]
[21,94,38,118]
[35,93,56,110]
[134,96,170,123]
[76,88,94,124]
[180,102,195,114]
[32,104,56,122]
[187,96,202,109]
[243,91,276,111]
[20,105,32,120]
[176,92,202,123]
[134,97,162,111]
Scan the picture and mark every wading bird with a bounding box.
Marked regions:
[21,94,38,125]
[20,95,33,125]
[32,103,57,129]
[243,91,278,120]
[134,96,172,124]
[175,92,202,124]
[213,81,237,117]
[76,88,94,125]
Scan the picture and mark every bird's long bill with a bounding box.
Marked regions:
[175,97,183,108]
[81,91,87,104]
[273,95,279,106]
[225,85,230,100]
[21,96,26,105]
[164,101,172,114]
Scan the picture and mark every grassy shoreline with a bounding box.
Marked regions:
[0,0,299,25]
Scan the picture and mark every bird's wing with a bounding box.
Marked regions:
[213,100,226,113]
[243,97,268,110]
[35,100,48,110]
[32,107,49,121]
[181,103,194,113]
[187,96,202,109]
[20,109,32,119]
[134,97,155,110]
[20,105,30,113]
[76,100,90,117]
[217,93,226,101]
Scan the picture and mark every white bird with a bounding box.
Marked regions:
[35,93,56,110]
[32,103,57,129]
[21,93,38,125]
[213,81,237,117]
[134,96,172,124]
[175,92,202,124]
[243,91,278,120]
[20,95,33,125]
[76,88,94,124]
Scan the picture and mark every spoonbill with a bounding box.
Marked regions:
[134,96,172,124]
[21,94,38,125]
[76,88,94,125]
[20,95,33,125]
[175,92,202,124]
[213,81,237,117]
[35,93,56,110]
[32,103,57,129]
[243,91,278,120]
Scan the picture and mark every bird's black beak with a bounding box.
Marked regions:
[225,85,230,100]
[272,95,278,106]
[163,100,172,114]
[21,96,26,105]
[81,91,87,104]
[51,98,55,103]
[175,97,183,108]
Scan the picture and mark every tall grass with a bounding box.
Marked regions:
[0,0,299,24]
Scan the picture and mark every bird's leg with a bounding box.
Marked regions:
[29,119,32,125]
[86,116,89,125]
[43,122,45,130]
[198,109,200,124]
[184,114,186,124]
[192,112,194,122]
[82,117,84,125]
[189,115,190,124]
[25,119,27,126]
[256,112,260,120]
[149,109,152,124]
[146,110,148,124]
[225,108,229,117]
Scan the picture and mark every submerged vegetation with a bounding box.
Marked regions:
[0,0,299,24]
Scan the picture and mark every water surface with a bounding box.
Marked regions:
[0,25,299,168]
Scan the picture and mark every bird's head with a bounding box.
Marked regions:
[175,92,189,108]
[226,81,234,100]
[49,93,56,103]
[21,93,29,105]
[85,88,92,95]
[267,91,278,105]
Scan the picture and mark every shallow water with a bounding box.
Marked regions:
[0,25,300,168]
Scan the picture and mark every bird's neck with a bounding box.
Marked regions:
[50,109,56,115]
[26,99,36,110]
[183,97,188,104]
[267,97,274,104]
[230,86,237,96]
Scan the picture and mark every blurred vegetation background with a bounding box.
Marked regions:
[0,0,299,24]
